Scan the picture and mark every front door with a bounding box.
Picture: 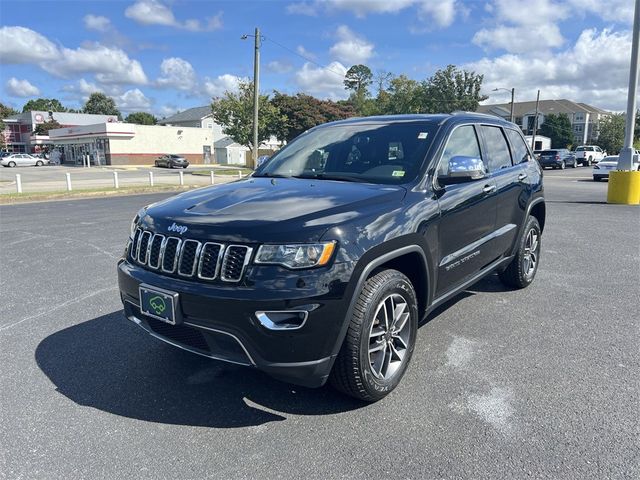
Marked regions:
[434,124,499,297]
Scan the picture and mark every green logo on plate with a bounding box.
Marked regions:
[149,296,167,315]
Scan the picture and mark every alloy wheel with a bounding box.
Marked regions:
[368,293,411,380]
[523,228,539,278]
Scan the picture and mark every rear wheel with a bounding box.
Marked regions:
[560,161,566,170]
[36,160,43,166]
[499,216,541,289]
[587,157,593,166]
[330,269,418,402]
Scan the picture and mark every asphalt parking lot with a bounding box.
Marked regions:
[0,167,638,479]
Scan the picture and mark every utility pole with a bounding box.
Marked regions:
[618,0,640,171]
[509,87,515,123]
[531,89,540,151]
[252,27,260,170]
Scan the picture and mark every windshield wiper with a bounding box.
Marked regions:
[292,173,366,183]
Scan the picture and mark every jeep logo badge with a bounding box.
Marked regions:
[149,296,166,315]
[167,222,188,234]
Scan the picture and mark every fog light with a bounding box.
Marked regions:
[255,310,308,330]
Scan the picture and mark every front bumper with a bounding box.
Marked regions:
[117,259,354,387]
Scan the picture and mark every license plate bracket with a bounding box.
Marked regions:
[139,284,180,325]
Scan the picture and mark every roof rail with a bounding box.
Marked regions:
[451,111,502,118]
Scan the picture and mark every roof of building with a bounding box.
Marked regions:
[477,99,611,118]
[214,136,243,148]
[158,106,212,124]
[3,110,118,125]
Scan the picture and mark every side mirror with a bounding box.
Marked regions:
[438,155,486,185]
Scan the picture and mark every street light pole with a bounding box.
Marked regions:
[618,0,640,171]
[492,87,515,123]
[531,89,541,151]
[252,27,260,170]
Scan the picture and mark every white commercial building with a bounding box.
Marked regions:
[49,123,214,165]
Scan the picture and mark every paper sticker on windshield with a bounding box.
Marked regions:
[418,132,429,139]
[392,170,405,177]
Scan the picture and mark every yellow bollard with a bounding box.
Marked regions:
[607,171,640,205]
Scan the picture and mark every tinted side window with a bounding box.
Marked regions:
[506,129,531,164]
[481,125,513,172]
[437,125,485,177]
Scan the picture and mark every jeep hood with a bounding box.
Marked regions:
[142,177,406,243]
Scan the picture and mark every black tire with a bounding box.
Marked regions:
[571,160,577,168]
[330,269,418,402]
[593,176,601,182]
[36,160,43,166]
[8,161,16,167]
[154,160,159,167]
[587,157,592,166]
[560,161,566,170]
[498,216,541,289]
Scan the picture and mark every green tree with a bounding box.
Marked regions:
[383,75,425,114]
[83,92,121,117]
[539,113,574,149]
[22,98,68,113]
[344,64,373,114]
[1,103,19,149]
[33,119,62,135]
[271,92,355,142]
[211,81,283,167]
[424,65,488,113]
[598,113,625,154]
[125,112,157,125]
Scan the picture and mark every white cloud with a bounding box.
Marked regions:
[329,25,374,65]
[44,43,148,85]
[0,26,59,64]
[296,45,317,60]
[566,0,633,24]
[156,57,197,90]
[62,78,103,97]
[473,0,569,53]
[294,61,348,100]
[266,60,294,74]
[125,0,223,31]
[116,88,153,112]
[286,2,319,15]
[203,74,243,97]
[419,0,458,28]
[5,77,40,97]
[468,28,633,111]
[83,14,112,32]
[323,0,416,17]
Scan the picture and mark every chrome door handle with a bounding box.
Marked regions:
[518,173,528,182]
[483,184,496,194]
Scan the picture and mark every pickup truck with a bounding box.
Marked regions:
[574,145,606,166]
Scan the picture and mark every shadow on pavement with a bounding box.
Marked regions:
[35,312,365,429]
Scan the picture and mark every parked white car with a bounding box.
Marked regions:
[592,155,640,181]
[574,145,606,166]
[0,153,49,167]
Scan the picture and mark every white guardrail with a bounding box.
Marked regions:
[12,169,246,193]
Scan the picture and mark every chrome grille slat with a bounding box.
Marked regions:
[138,231,152,264]
[197,242,224,280]
[178,239,201,277]
[161,237,182,273]
[132,229,250,282]
[148,234,164,269]
[221,245,252,282]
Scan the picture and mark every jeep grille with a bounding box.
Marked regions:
[130,228,252,283]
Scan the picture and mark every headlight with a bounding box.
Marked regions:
[593,165,600,169]
[130,207,147,238]
[255,241,336,269]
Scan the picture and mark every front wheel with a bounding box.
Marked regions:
[330,269,418,402]
[560,161,566,170]
[36,160,44,166]
[8,161,16,167]
[499,216,541,289]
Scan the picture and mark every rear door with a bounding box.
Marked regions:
[434,124,498,296]
[478,125,528,260]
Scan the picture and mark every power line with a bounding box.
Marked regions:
[262,35,347,79]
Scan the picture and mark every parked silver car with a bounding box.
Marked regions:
[0,153,50,167]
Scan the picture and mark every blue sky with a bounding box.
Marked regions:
[0,0,635,117]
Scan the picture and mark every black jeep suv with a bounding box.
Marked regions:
[118,113,545,401]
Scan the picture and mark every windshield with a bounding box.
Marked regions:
[575,147,585,151]
[254,122,438,185]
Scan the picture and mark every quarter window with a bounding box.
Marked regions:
[505,129,531,164]
[437,125,484,177]
[480,125,513,172]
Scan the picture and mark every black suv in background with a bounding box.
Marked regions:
[538,149,577,169]
[118,113,545,401]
